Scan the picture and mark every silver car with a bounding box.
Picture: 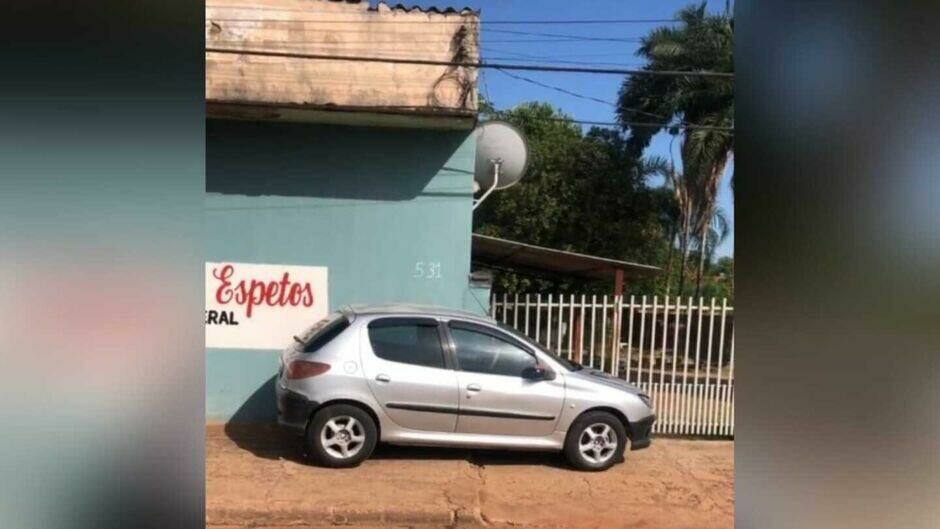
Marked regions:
[276,304,655,471]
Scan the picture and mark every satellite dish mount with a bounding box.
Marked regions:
[471,121,529,211]
[473,158,503,210]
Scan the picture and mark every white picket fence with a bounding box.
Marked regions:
[490,293,734,438]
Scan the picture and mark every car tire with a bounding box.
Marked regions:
[563,411,628,471]
[305,404,378,468]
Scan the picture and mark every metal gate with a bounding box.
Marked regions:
[490,293,734,438]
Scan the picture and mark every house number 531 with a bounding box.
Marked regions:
[413,261,443,279]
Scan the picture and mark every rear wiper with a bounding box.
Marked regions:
[293,335,305,346]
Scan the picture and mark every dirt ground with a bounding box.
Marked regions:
[207,424,733,529]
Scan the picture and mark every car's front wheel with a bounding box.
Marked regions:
[563,411,627,471]
[305,404,377,468]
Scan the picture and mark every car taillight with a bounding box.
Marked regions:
[286,360,331,379]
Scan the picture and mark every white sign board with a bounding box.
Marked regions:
[205,262,329,349]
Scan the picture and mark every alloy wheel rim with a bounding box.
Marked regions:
[578,422,618,464]
[320,415,366,459]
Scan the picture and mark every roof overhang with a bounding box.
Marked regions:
[205,0,480,128]
[471,234,660,282]
[206,101,478,130]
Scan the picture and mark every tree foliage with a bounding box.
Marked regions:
[474,102,671,294]
[617,3,733,158]
[617,2,734,299]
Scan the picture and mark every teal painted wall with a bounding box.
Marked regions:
[206,119,485,422]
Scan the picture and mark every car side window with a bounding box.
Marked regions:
[368,319,446,369]
[449,324,537,377]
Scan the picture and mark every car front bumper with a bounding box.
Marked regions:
[275,382,318,436]
[629,414,656,450]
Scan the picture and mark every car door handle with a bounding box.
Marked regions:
[375,374,391,383]
[466,383,482,392]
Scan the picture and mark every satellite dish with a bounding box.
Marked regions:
[473,120,529,194]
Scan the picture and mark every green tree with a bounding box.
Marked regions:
[617,3,734,298]
[475,102,670,294]
[697,255,734,301]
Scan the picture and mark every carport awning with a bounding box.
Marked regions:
[471,234,660,282]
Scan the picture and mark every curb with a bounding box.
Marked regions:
[207,505,458,526]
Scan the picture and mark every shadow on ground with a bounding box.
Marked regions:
[372,444,571,469]
[223,422,574,468]
[222,375,307,463]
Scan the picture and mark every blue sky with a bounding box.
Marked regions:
[406,0,734,258]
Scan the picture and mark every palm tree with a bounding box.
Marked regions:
[684,116,733,298]
[645,155,701,296]
[693,207,731,297]
[617,4,733,293]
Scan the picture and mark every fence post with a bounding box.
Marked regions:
[589,295,597,368]
[546,294,553,350]
[599,296,608,372]
[626,295,635,383]
[577,295,585,364]
[524,294,531,336]
[567,295,575,360]
[669,296,681,434]
[637,295,646,390]
[535,294,542,344]
[611,295,622,376]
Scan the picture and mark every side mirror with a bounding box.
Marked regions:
[522,365,556,381]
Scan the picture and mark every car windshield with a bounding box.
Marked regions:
[497,323,582,371]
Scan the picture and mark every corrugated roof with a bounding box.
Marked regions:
[377,3,477,14]
[319,0,477,14]
[472,234,661,281]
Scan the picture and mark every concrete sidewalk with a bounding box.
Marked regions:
[207,424,733,529]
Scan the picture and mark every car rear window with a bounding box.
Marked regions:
[298,313,350,354]
[368,318,445,369]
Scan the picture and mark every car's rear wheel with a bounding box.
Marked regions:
[305,404,377,468]
[563,411,627,471]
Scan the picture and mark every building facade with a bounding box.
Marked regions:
[205,0,484,422]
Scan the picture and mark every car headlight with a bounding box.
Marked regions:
[638,393,653,410]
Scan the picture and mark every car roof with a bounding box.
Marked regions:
[342,303,496,324]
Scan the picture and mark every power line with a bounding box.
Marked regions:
[210,37,635,44]
[204,47,734,78]
[493,68,670,122]
[478,18,679,25]
[205,12,679,24]
[205,44,638,67]
[207,24,644,43]
[480,47,632,60]
[484,19,677,25]
[520,51,651,58]
[485,29,643,43]
[484,56,644,68]
[494,67,615,107]
[478,47,645,67]
[506,115,734,132]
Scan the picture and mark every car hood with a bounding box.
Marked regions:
[567,367,644,395]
